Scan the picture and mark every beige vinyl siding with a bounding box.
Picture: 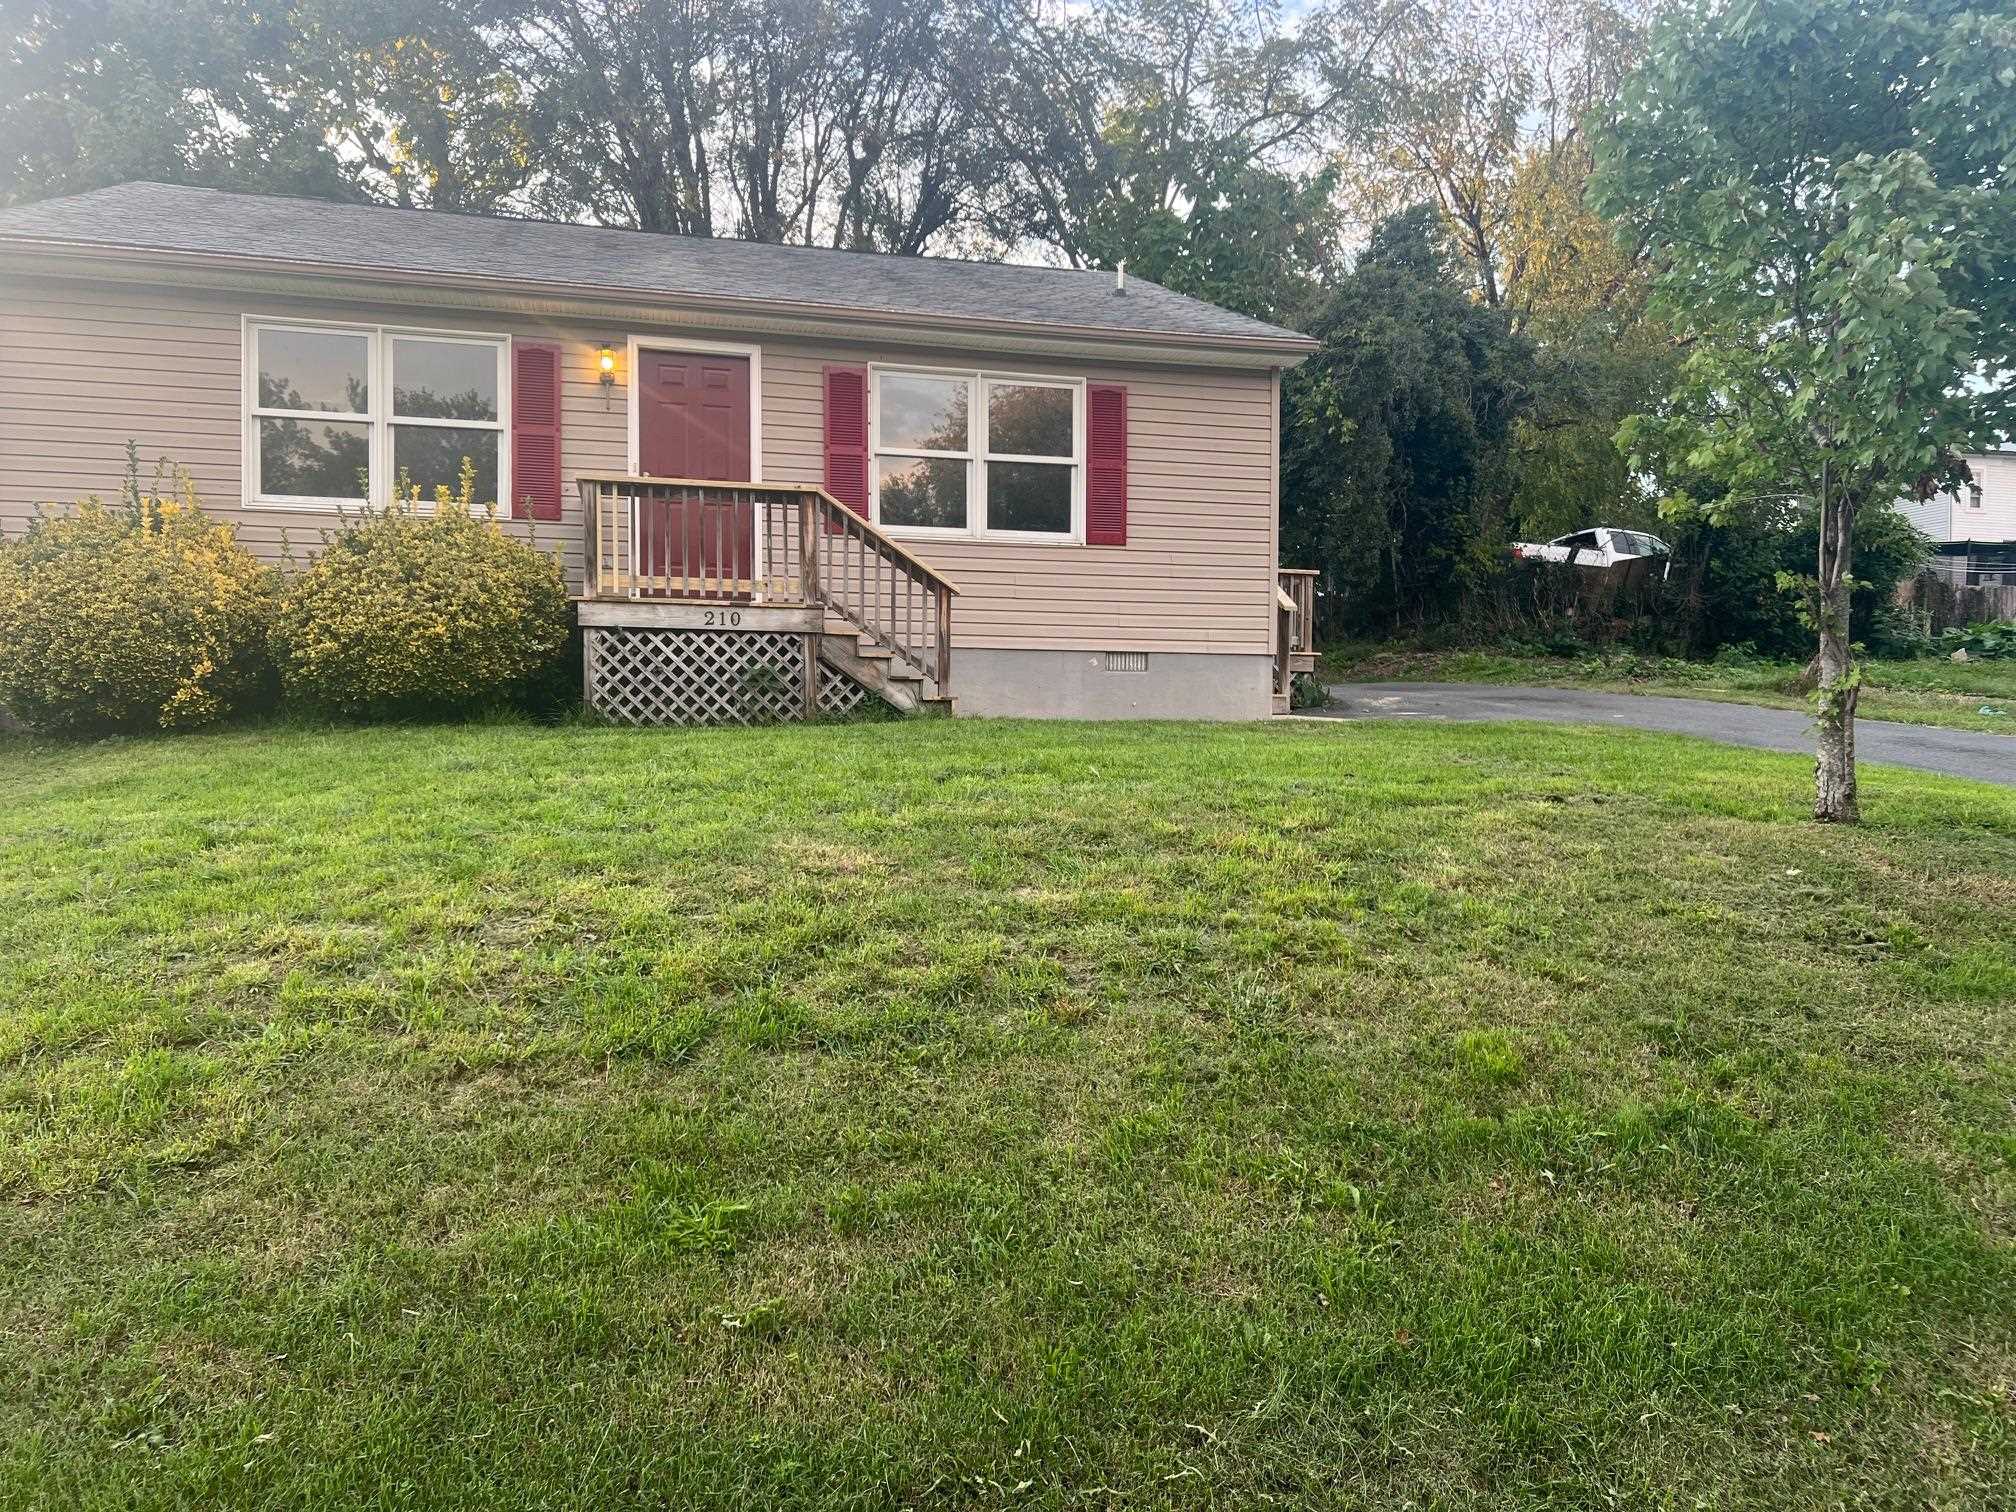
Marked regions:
[0,280,603,579]
[758,342,1274,652]
[0,273,1278,654]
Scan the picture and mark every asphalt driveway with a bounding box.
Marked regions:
[1309,682,2016,787]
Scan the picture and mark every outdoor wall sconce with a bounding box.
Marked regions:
[597,341,618,406]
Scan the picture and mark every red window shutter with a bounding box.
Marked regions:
[511,341,564,521]
[823,364,870,518]
[1086,384,1127,545]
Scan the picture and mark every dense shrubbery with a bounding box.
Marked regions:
[1279,207,1947,665]
[1938,621,2015,661]
[0,467,277,732]
[0,456,575,736]
[1685,504,1930,659]
[274,463,572,718]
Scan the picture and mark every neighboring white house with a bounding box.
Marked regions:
[1895,451,2016,586]
[1896,450,2016,544]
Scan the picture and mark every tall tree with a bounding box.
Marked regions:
[971,0,1393,275]
[1496,130,1673,565]
[1282,207,1536,626]
[1337,0,1649,321]
[1591,0,2016,822]
[0,0,536,211]
[1,1,329,206]
[1104,156,1344,326]
[1323,0,1665,596]
[289,0,542,211]
[502,0,994,250]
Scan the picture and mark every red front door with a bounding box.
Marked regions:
[637,350,754,591]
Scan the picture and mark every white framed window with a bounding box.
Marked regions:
[870,365,1082,541]
[244,318,510,509]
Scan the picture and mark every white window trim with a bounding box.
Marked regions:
[869,364,1084,544]
[242,315,512,511]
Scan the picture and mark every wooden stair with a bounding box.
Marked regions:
[817,631,955,716]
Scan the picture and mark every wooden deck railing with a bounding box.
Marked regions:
[1279,569,1317,656]
[577,474,959,694]
[1275,567,1319,705]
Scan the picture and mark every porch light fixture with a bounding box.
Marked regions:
[598,340,618,385]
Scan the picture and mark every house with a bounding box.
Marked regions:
[1897,451,2016,587]
[0,182,1320,721]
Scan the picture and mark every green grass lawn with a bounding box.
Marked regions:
[1323,644,2016,735]
[3,719,2014,1508]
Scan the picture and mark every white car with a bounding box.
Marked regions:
[1513,527,1672,570]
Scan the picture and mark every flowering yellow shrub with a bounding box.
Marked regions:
[274,462,571,717]
[0,470,278,733]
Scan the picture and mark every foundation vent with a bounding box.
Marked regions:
[1102,650,1149,674]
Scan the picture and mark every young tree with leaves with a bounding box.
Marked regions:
[1592,0,2015,822]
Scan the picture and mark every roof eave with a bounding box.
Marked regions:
[0,237,1320,367]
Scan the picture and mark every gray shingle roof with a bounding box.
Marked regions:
[0,181,1315,352]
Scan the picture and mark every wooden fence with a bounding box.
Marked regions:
[1892,572,2016,633]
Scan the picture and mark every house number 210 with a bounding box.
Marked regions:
[702,610,743,627]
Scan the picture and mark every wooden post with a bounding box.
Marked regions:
[1275,603,1291,702]
[800,632,820,720]
[935,590,952,695]
[626,490,639,600]
[799,497,819,605]
[579,480,598,598]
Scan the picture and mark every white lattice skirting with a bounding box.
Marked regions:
[584,627,872,725]
[816,662,871,717]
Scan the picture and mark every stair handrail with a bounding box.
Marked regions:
[800,487,959,697]
[795,489,961,596]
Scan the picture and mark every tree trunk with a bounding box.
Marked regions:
[1813,483,1859,824]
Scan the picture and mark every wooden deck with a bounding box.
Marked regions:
[574,474,958,723]
[571,473,1318,724]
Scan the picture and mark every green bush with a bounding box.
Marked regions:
[274,463,572,718]
[1939,620,2015,661]
[1863,600,1937,659]
[0,468,278,733]
[1694,504,1930,658]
